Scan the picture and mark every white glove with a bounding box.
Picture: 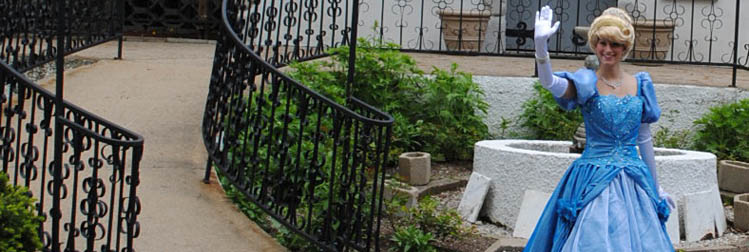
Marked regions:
[638,124,675,211]
[658,186,676,210]
[534,5,560,59]
[534,6,568,97]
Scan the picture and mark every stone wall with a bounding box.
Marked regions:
[476,75,749,139]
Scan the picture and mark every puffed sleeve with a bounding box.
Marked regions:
[637,72,661,123]
[552,68,597,111]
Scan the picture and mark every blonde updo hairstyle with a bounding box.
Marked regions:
[588,7,635,59]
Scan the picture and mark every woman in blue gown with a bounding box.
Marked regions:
[523,6,676,251]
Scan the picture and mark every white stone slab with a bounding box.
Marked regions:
[512,190,552,239]
[666,201,680,244]
[458,172,492,223]
[683,186,727,242]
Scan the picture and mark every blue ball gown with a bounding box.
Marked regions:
[522,69,674,252]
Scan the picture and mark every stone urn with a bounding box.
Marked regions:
[570,123,586,153]
[631,19,676,64]
[398,152,431,186]
[438,9,491,52]
[718,160,749,193]
[735,193,749,232]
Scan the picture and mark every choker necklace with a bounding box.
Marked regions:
[600,76,623,89]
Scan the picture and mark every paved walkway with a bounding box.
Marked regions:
[38,39,287,252]
[407,52,749,90]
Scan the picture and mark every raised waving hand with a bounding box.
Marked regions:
[534,5,560,58]
[533,5,568,98]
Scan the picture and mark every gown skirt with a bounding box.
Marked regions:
[560,172,673,251]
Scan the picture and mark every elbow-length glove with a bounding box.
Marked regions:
[534,6,568,97]
[638,123,676,210]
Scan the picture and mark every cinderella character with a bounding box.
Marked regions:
[523,6,676,251]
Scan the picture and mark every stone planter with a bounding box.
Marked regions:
[718,160,749,193]
[632,19,675,64]
[398,152,431,186]
[438,10,491,52]
[735,193,749,232]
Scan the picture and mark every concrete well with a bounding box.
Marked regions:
[474,140,722,242]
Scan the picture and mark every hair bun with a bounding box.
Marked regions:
[602,7,633,26]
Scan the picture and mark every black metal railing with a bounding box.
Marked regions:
[356,0,747,87]
[204,0,393,251]
[0,1,143,252]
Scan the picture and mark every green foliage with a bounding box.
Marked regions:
[384,194,470,251]
[418,64,489,161]
[518,82,583,140]
[389,225,436,252]
[693,99,749,162]
[653,126,694,149]
[289,37,489,162]
[0,172,44,252]
[410,196,466,239]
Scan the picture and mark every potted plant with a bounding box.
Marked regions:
[631,19,676,65]
[694,99,749,194]
[438,9,491,52]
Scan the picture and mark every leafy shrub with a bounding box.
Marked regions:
[289,37,489,162]
[519,82,583,140]
[390,225,436,252]
[0,172,44,252]
[653,126,694,149]
[410,196,466,239]
[384,194,470,251]
[693,99,749,162]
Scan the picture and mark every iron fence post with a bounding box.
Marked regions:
[732,0,740,88]
[52,0,67,250]
[118,0,125,59]
[347,0,361,101]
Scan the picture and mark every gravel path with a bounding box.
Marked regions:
[23,57,96,82]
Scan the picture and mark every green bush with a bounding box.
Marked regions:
[289,37,489,162]
[0,172,44,252]
[693,99,749,162]
[519,82,583,140]
[390,225,436,252]
[653,126,694,149]
[384,194,470,251]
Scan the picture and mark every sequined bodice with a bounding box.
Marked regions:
[580,94,643,160]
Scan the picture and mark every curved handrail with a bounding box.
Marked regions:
[204,0,395,251]
[1,1,142,252]
[218,1,394,126]
[0,61,143,145]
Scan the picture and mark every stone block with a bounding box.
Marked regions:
[683,186,727,242]
[719,160,749,193]
[398,152,431,186]
[384,177,468,209]
[512,190,551,239]
[666,201,680,244]
[735,193,749,232]
[458,172,492,223]
[384,180,420,208]
[484,237,527,252]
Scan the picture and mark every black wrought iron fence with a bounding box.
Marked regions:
[0,1,143,252]
[203,0,393,251]
[357,0,748,87]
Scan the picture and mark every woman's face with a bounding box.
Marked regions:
[595,39,626,66]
